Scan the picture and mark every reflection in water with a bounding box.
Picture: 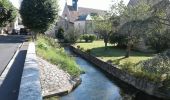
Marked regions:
[60,48,164,100]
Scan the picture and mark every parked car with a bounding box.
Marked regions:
[11,29,18,35]
[20,28,28,35]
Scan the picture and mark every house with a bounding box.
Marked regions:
[56,0,106,34]
[0,15,24,35]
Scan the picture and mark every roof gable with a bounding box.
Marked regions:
[62,4,106,23]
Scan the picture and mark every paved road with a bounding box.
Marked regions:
[0,35,28,75]
[0,35,29,100]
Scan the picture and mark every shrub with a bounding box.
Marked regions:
[37,42,48,50]
[121,61,135,73]
[146,30,170,53]
[80,47,84,51]
[86,49,91,54]
[56,27,64,40]
[81,34,89,42]
[109,32,127,48]
[136,50,170,81]
[88,34,97,42]
[77,45,80,49]
[81,34,97,42]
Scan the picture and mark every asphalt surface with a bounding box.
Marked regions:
[0,35,28,75]
[0,35,29,100]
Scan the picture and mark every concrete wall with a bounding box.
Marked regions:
[18,43,42,100]
[70,46,170,99]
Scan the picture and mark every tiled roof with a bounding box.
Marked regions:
[78,7,106,16]
[66,5,106,22]
[128,0,139,6]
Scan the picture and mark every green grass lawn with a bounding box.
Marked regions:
[76,41,154,65]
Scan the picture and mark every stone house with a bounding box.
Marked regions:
[56,0,106,34]
[0,15,24,35]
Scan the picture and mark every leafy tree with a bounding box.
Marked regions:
[93,15,112,49]
[109,0,126,48]
[0,0,17,27]
[120,2,151,58]
[64,28,80,44]
[20,0,59,39]
[144,0,170,53]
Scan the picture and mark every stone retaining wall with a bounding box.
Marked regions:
[18,42,42,100]
[70,46,170,99]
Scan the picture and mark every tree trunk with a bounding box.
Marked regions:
[31,31,37,41]
[125,44,131,58]
[105,42,108,50]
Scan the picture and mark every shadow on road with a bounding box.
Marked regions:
[0,49,27,100]
[0,35,29,43]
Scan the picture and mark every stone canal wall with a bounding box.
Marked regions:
[18,43,42,100]
[70,46,170,99]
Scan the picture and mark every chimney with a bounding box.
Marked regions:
[72,0,78,11]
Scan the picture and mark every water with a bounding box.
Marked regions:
[60,48,163,100]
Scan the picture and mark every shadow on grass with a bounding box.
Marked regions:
[90,46,154,57]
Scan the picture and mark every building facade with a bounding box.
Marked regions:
[56,0,106,34]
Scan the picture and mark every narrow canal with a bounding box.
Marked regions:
[60,48,163,100]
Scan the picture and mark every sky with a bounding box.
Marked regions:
[9,0,130,13]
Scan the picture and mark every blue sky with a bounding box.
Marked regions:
[10,0,130,12]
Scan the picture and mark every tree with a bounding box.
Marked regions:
[64,28,80,44]
[93,15,112,49]
[146,29,170,53]
[143,0,170,53]
[0,0,17,27]
[109,0,126,48]
[120,2,151,58]
[56,27,64,40]
[20,0,59,39]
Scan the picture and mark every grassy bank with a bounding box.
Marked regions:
[76,41,153,65]
[36,35,81,77]
[75,41,170,83]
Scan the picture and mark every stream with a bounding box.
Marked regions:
[60,48,163,100]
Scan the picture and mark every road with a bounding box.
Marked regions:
[0,35,29,100]
[0,35,28,75]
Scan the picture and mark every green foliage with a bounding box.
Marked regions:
[37,42,49,50]
[20,0,59,33]
[56,27,64,40]
[36,35,81,77]
[137,50,170,77]
[146,29,170,53]
[0,0,17,27]
[64,28,80,43]
[109,0,126,16]
[123,2,151,22]
[81,34,96,42]
[93,15,113,48]
[109,32,127,48]
[89,34,97,42]
[121,61,135,73]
